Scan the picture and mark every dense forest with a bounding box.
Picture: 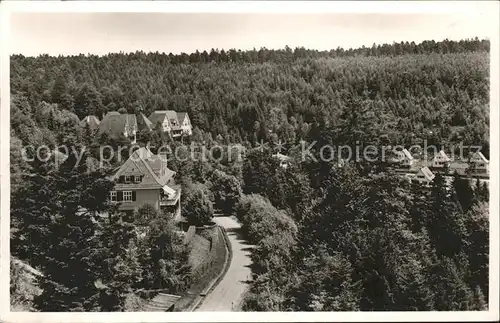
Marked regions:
[11,37,489,153]
[10,38,490,311]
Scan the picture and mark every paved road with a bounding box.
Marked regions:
[195,216,254,312]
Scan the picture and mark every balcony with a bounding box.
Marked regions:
[159,186,181,206]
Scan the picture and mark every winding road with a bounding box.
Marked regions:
[195,216,254,312]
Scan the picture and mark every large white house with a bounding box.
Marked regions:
[148,110,193,137]
[109,147,181,220]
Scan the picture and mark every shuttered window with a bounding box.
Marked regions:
[123,191,132,202]
[110,191,117,202]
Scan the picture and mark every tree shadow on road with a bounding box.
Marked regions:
[225,227,254,248]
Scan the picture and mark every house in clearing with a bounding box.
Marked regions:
[109,147,181,220]
[148,110,193,137]
[469,151,489,174]
[80,115,100,132]
[97,111,138,144]
[431,150,451,169]
[414,166,435,186]
[272,152,292,169]
[395,148,414,167]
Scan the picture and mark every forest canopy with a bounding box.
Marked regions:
[11,38,490,155]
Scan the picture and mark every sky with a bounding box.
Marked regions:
[10,12,495,56]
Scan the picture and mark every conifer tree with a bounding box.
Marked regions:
[29,148,116,311]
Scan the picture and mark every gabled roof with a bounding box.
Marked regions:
[137,112,153,131]
[147,110,190,130]
[177,112,189,124]
[112,147,176,189]
[273,152,292,162]
[80,115,100,130]
[470,151,489,163]
[98,112,137,136]
[398,148,414,160]
[417,166,435,181]
[165,110,181,130]
[433,150,451,162]
[148,110,169,128]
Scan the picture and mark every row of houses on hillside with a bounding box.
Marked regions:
[394,148,489,174]
[80,110,193,144]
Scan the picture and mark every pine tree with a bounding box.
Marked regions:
[30,148,116,311]
[94,217,142,311]
[428,174,468,257]
[11,151,59,266]
[452,173,477,212]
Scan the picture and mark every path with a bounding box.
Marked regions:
[195,216,254,312]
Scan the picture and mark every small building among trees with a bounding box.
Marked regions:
[109,147,181,220]
[97,111,138,144]
[79,115,100,132]
[469,151,489,175]
[431,150,451,169]
[395,148,414,167]
[272,152,292,169]
[414,166,435,186]
[148,110,193,138]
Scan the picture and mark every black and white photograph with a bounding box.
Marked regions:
[1,1,499,321]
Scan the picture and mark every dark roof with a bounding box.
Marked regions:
[112,147,176,189]
[98,112,137,136]
[148,111,168,128]
[137,113,153,131]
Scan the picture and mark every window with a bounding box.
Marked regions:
[125,175,133,183]
[110,191,117,202]
[123,191,133,202]
[134,175,142,183]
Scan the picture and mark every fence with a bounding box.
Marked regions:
[189,227,227,284]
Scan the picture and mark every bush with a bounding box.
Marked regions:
[235,194,297,244]
[182,185,214,226]
[210,169,242,214]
